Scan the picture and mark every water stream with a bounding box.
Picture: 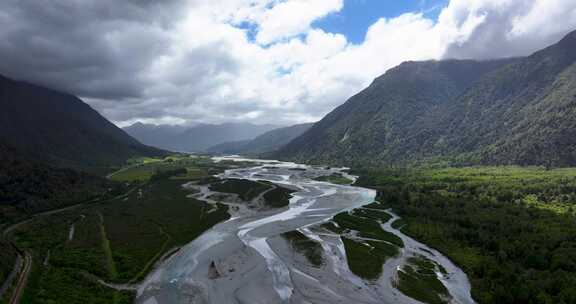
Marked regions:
[136,158,474,304]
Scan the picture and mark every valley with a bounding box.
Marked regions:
[0,8,575,303]
[136,157,474,304]
[2,153,576,303]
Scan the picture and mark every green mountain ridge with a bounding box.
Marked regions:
[276,29,576,167]
[0,75,165,170]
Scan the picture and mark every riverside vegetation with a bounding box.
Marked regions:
[355,166,576,303]
[1,155,299,303]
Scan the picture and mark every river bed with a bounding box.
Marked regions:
[136,157,474,304]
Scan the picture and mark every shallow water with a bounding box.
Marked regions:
[136,157,475,304]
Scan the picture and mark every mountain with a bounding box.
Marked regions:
[0,75,164,169]
[276,30,576,167]
[122,122,189,151]
[124,122,279,152]
[206,140,252,155]
[0,140,109,224]
[276,59,516,166]
[423,29,576,166]
[207,123,314,155]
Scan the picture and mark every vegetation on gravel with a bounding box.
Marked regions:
[262,186,295,208]
[341,237,398,281]
[333,211,403,248]
[321,205,404,280]
[210,179,272,201]
[282,230,323,267]
[395,255,450,304]
[313,173,353,185]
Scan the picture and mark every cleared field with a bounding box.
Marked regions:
[109,155,209,182]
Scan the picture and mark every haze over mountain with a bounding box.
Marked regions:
[207,123,314,155]
[276,30,576,167]
[0,75,164,169]
[123,122,279,152]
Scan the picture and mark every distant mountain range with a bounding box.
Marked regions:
[276,29,576,168]
[123,122,280,152]
[207,123,314,155]
[0,74,164,169]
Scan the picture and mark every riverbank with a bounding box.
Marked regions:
[354,166,576,303]
[2,155,238,303]
[136,158,475,304]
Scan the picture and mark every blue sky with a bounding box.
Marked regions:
[314,0,448,43]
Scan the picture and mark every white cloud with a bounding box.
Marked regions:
[253,0,344,44]
[1,0,575,126]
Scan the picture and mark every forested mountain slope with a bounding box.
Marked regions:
[0,75,164,169]
[0,141,110,226]
[276,58,516,166]
[420,29,576,166]
[207,123,314,155]
[277,30,576,167]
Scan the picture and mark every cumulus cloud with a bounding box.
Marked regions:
[0,0,575,126]
[441,0,576,59]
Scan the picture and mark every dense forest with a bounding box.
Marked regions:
[0,240,17,292]
[0,142,113,226]
[355,167,576,303]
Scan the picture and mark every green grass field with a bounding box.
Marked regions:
[109,155,208,182]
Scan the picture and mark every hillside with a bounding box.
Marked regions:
[207,123,314,155]
[277,30,576,167]
[0,75,164,169]
[0,239,17,295]
[0,141,111,226]
[422,29,576,166]
[276,58,516,166]
[124,122,279,152]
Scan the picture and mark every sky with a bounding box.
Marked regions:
[0,0,575,127]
